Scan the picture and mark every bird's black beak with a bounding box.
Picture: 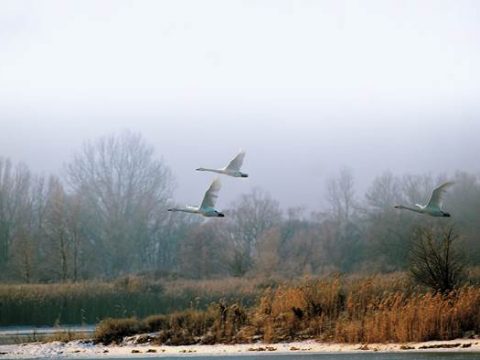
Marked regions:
[443,212,451,217]
[241,174,248,178]
[218,213,225,217]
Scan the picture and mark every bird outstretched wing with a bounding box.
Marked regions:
[200,178,222,209]
[225,150,245,171]
[427,181,454,209]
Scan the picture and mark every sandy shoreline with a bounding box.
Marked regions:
[0,338,480,358]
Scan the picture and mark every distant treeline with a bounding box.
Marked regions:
[0,131,479,282]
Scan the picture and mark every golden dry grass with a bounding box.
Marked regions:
[44,330,91,343]
[4,273,480,345]
[253,275,480,343]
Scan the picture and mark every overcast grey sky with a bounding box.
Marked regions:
[0,0,479,209]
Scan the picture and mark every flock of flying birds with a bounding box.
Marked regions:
[168,150,455,218]
[167,150,248,217]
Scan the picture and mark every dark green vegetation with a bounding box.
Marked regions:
[0,277,260,326]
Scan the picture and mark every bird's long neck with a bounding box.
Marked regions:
[169,207,199,214]
[197,167,223,174]
[396,205,424,214]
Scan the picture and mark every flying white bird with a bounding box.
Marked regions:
[196,150,248,178]
[394,181,454,217]
[168,178,224,217]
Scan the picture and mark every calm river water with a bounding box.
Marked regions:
[0,325,95,345]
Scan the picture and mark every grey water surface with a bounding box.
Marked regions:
[0,325,95,345]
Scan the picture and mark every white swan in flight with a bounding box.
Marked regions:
[196,150,248,178]
[168,178,224,217]
[394,181,454,217]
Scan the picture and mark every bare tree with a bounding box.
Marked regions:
[227,188,282,276]
[254,227,282,277]
[66,132,173,276]
[179,221,229,279]
[409,225,465,293]
[275,208,322,276]
[363,172,414,271]
[327,168,357,223]
[10,227,35,282]
[326,168,356,222]
[65,193,83,281]
[365,171,402,211]
[155,210,201,275]
[323,169,363,271]
[444,172,480,264]
[401,174,434,208]
[284,227,322,276]
[44,176,70,281]
[0,158,14,269]
[0,159,34,273]
[0,161,49,281]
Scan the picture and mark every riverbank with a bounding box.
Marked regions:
[1,338,480,358]
[0,326,95,345]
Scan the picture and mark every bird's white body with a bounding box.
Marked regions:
[394,182,454,217]
[168,206,223,217]
[196,151,248,178]
[168,178,224,217]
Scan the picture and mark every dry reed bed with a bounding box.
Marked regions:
[94,274,480,344]
[3,273,480,344]
[255,277,480,343]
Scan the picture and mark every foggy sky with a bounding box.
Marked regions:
[0,0,479,210]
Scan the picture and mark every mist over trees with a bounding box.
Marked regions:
[0,132,479,283]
